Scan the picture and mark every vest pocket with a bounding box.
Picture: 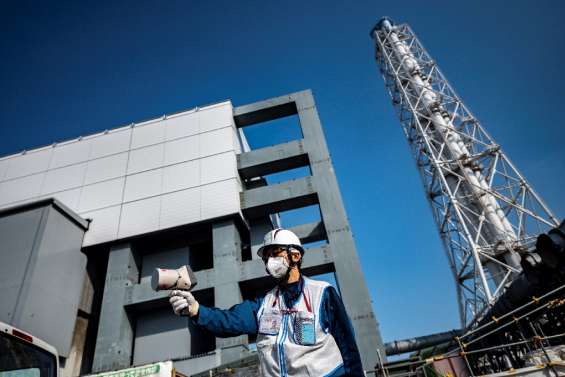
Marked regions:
[293,311,316,345]
[258,310,282,335]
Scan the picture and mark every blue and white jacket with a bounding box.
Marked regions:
[193,276,364,376]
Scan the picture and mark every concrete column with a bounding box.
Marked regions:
[250,218,273,260]
[296,91,386,369]
[211,220,247,363]
[92,243,140,372]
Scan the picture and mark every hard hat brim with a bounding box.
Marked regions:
[256,244,304,258]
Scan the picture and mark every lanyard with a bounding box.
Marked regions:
[272,283,312,314]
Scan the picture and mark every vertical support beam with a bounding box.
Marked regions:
[92,243,139,372]
[212,220,247,363]
[250,218,273,260]
[296,90,385,368]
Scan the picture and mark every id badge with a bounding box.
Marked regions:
[294,311,315,345]
[259,310,282,335]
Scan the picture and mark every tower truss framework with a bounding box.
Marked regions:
[371,18,559,326]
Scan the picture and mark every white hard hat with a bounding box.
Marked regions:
[257,228,304,258]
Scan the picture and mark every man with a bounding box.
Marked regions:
[169,228,364,376]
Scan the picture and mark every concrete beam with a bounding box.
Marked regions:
[211,220,246,362]
[288,221,327,244]
[233,92,299,128]
[92,243,139,373]
[241,176,318,218]
[295,90,386,368]
[301,244,334,275]
[237,139,309,179]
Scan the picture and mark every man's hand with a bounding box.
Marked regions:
[169,290,199,317]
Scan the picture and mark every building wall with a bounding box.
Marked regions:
[0,101,247,247]
[0,200,88,357]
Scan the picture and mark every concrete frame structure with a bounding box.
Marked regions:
[91,90,384,374]
[236,90,385,368]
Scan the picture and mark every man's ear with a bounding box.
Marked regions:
[291,252,301,263]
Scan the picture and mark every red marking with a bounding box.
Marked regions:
[12,329,33,343]
[303,291,312,313]
[273,287,312,313]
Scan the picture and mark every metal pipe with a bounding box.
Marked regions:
[385,329,463,355]
[475,264,564,330]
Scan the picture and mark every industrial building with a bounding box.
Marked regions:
[0,90,385,376]
[3,13,564,377]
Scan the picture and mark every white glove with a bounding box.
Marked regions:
[169,290,199,317]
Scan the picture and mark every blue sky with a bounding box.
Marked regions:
[1,0,564,345]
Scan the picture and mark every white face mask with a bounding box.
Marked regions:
[266,256,289,279]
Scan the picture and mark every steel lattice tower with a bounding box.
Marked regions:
[371,18,559,326]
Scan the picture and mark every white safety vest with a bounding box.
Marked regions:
[256,277,344,376]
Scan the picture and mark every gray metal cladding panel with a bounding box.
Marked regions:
[0,208,44,324]
[118,196,161,238]
[49,139,92,169]
[79,177,125,213]
[39,188,82,213]
[162,160,200,193]
[84,152,128,185]
[123,169,163,202]
[131,120,165,149]
[164,135,199,166]
[41,163,87,194]
[0,173,45,207]
[133,307,190,365]
[164,111,198,140]
[89,127,132,160]
[200,127,233,157]
[127,144,164,175]
[15,207,87,357]
[4,148,52,180]
[201,179,240,219]
[80,205,120,246]
[200,152,236,185]
[199,104,233,133]
[0,101,244,247]
[160,187,201,229]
